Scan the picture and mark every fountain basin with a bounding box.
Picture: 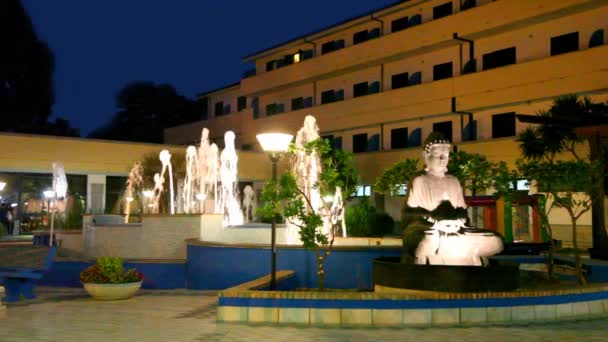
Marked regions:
[373,257,520,292]
[218,271,608,326]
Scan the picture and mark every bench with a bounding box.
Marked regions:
[0,246,56,302]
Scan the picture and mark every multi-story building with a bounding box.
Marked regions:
[165,0,608,246]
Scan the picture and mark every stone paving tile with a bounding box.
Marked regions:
[0,288,607,341]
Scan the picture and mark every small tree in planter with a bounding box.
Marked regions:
[518,159,600,284]
[258,138,357,290]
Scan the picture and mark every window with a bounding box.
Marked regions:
[291,97,304,111]
[214,101,224,116]
[321,89,343,104]
[321,135,334,144]
[392,72,409,89]
[321,39,345,54]
[266,103,284,116]
[433,2,453,20]
[292,97,304,111]
[266,60,276,72]
[321,90,335,104]
[368,81,380,94]
[353,82,368,98]
[333,136,343,150]
[353,28,380,44]
[353,30,369,45]
[483,47,516,70]
[408,128,422,146]
[551,32,579,56]
[391,127,408,149]
[237,96,247,112]
[352,133,368,153]
[461,0,476,10]
[288,96,312,110]
[223,103,231,115]
[391,16,408,32]
[433,121,452,142]
[492,112,516,138]
[353,185,371,197]
[368,134,380,151]
[433,62,453,81]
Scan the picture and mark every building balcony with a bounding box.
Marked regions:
[166,44,608,148]
[240,0,598,96]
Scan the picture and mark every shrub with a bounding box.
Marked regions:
[345,199,394,237]
[80,257,143,284]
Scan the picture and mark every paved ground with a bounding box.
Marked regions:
[1,287,607,341]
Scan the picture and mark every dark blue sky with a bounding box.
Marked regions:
[22,1,396,136]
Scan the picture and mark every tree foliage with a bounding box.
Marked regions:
[516,94,608,284]
[448,150,494,196]
[0,0,57,134]
[258,138,357,289]
[89,81,205,143]
[373,159,420,196]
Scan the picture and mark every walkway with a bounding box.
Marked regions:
[0,287,607,341]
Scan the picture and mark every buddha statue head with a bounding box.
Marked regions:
[423,132,451,176]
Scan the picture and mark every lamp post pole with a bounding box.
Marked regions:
[256,132,293,291]
[270,153,279,290]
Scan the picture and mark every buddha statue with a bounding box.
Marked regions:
[402,132,503,266]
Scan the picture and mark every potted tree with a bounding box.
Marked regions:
[80,257,144,300]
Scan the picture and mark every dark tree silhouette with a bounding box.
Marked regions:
[88,81,204,143]
[0,0,55,133]
[42,118,80,137]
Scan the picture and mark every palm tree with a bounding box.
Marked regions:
[518,95,608,253]
[517,95,608,282]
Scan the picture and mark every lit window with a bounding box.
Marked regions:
[394,184,407,196]
[353,185,371,197]
[293,52,301,63]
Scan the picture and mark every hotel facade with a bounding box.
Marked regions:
[164,0,608,247]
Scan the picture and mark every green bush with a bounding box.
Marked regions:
[64,195,84,229]
[345,198,394,237]
[80,257,143,284]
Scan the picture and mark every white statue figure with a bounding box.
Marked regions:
[183,145,198,214]
[159,150,175,214]
[219,131,243,226]
[293,115,322,214]
[405,133,503,266]
[330,186,347,237]
[151,173,164,214]
[242,185,256,223]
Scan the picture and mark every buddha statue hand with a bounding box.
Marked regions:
[429,218,467,234]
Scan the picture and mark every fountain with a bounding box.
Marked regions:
[373,133,516,292]
[183,146,198,214]
[242,185,255,223]
[197,128,219,214]
[293,115,323,214]
[218,131,243,226]
[159,150,175,215]
[49,161,68,245]
[124,162,143,223]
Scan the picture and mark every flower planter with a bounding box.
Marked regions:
[82,281,142,300]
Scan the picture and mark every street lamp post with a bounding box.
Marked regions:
[256,133,293,290]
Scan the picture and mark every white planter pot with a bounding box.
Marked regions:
[83,281,142,300]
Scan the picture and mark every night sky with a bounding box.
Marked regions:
[21,1,396,136]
